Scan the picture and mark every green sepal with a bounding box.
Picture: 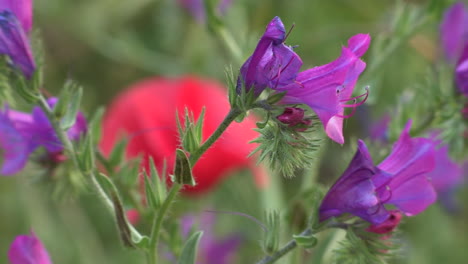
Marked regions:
[108,139,128,168]
[263,211,280,254]
[88,107,105,145]
[176,108,205,153]
[143,170,161,210]
[177,231,204,264]
[149,157,167,204]
[77,132,95,173]
[266,91,286,105]
[61,85,83,130]
[173,149,196,186]
[293,234,318,249]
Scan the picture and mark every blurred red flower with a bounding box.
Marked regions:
[100,75,267,195]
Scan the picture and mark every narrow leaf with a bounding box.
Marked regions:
[174,149,195,186]
[61,86,83,130]
[177,231,203,264]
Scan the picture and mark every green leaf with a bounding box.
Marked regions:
[77,132,95,173]
[143,171,160,210]
[263,211,280,254]
[108,139,128,167]
[177,231,203,264]
[149,157,167,202]
[61,85,83,130]
[88,107,105,145]
[293,234,318,249]
[173,149,195,186]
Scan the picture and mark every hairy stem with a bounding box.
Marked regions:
[256,228,313,264]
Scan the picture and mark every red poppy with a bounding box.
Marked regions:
[100,75,267,195]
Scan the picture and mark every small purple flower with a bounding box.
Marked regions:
[0,98,87,175]
[8,232,53,264]
[238,17,370,144]
[319,121,437,225]
[237,17,303,96]
[180,214,241,264]
[0,10,35,78]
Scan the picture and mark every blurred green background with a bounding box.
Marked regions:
[1,0,467,263]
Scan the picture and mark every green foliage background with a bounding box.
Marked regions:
[1,0,467,263]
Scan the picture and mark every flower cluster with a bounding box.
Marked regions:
[319,120,462,231]
[237,17,370,144]
[0,98,87,175]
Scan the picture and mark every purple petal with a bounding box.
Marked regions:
[238,17,302,95]
[0,111,30,175]
[0,0,33,32]
[282,45,367,144]
[31,107,62,153]
[348,33,371,57]
[319,140,388,223]
[427,145,463,193]
[8,232,53,264]
[384,176,437,216]
[0,10,35,78]
[440,2,468,62]
[378,121,436,183]
[455,44,468,96]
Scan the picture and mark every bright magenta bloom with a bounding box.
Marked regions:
[8,232,52,264]
[319,121,437,225]
[238,17,370,143]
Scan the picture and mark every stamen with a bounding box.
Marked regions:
[284,23,296,42]
[339,86,369,104]
[336,105,357,118]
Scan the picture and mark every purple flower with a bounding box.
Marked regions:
[0,0,33,33]
[180,214,241,264]
[237,16,302,96]
[238,17,370,144]
[319,121,437,225]
[0,98,87,175]
[441,2,468,95]
[279,34,370,144]
[0,10,35,78]
[8,232,52,264]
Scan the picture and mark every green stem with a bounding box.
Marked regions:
[216,26,244,65]
[189,108,243,164]
[256,228,313,264]
[147,183,182,263]
[36,95,141,240]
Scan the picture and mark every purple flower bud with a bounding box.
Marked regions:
[8,232,53,264]
[0,10,35,78]
[0,0,33,33]
[276,107,311,131]
[237,16,302,96]
[319,121,437,225]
